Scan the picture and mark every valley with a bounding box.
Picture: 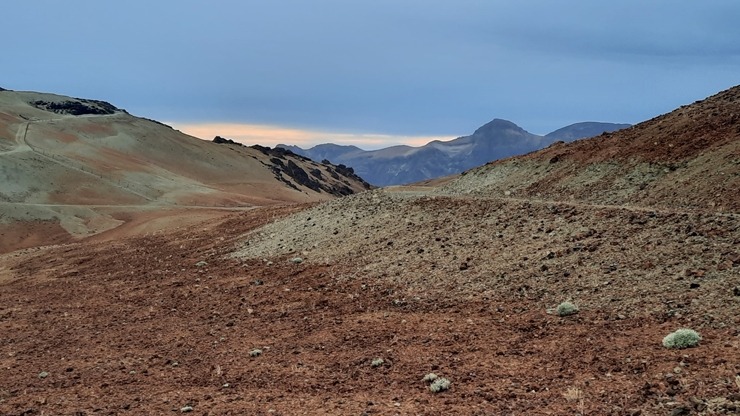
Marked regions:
[0,86,738,414]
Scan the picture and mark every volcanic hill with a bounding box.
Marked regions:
[0,89,371,252]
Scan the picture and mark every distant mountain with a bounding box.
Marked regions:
[545,122,631,141]
[280,120,629,186]
[281,143,364,164]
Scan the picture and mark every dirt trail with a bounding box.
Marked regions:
[0,121,31,155]
[389,185,739,218]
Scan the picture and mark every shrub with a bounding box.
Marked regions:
[556,301,579,316]
[429,377,451,393]
[422,373,438,383]
[371,358,384,368]
[662,329,701,349]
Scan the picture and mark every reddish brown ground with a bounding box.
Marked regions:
[0,87,738,415]
[1,199,738,415]
[0,221,70,254]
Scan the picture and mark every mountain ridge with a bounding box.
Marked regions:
[277,119,629,186]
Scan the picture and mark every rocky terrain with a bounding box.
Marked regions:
[280,120,629,186]
[0,86,738,415]
[0,89,371,253]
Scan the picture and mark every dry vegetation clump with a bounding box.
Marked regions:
[428,377,451,393]
[662,328,701,349]
[556,301,579,316]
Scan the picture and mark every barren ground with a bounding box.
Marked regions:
[1,187,738,415]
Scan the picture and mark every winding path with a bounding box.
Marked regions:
[0,121,31,155]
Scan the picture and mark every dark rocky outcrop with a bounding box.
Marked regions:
[31,99,122,116]
[213,136,243,146]
[245,144,372,196]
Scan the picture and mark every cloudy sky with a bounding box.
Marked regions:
[3,1,739,148]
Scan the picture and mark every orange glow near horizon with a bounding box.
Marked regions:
[168,122,456,150]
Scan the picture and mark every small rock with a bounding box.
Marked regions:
[38,371,49,379]
[689,282,700,289]
[664,373,679,386]
[670,406,691,416]
[180,405,194,413]
[195,261,208,267]
[690,397,706,412]
[290,257,303,264]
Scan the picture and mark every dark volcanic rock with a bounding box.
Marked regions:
[248,144,373,196]
[213,136,243,146]
[31,99,122,116]
[286,160,322,192]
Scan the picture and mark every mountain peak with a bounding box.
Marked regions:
[472,118,526,136]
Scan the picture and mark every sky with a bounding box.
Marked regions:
[3,1,739,149]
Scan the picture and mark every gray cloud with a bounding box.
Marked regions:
[3,1,739,137]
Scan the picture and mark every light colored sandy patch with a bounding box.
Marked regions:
[57,208,124,237]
